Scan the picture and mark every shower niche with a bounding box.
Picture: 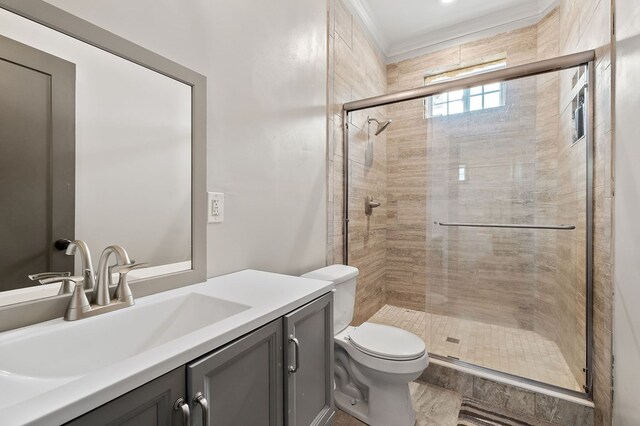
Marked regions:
[572,68,589,144]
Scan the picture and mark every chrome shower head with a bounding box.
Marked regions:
[367,116,392,135]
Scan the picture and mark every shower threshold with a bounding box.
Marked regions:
[367,304,583,393]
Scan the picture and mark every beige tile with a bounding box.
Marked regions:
[334,0,352,47]
[368,305,582,392]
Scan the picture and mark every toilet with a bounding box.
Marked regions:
[302,265,428,426]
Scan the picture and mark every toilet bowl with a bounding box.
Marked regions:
[302,265,429,426]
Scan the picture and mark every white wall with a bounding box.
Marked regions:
[614,0,640,424]
[42,0,328,277]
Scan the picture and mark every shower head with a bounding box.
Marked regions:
[367,116,392,135]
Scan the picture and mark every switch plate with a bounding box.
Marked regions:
[208,192,224,223]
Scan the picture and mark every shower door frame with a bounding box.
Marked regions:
[341,50,595,399]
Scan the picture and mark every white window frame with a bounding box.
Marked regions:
[424,60,507,118]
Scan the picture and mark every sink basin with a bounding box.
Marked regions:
[0,293,249,406]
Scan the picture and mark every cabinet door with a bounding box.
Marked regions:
[187,318,283,426]
[66,366,187,426]
[284,292,334,426]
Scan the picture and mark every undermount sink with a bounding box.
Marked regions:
[0,293,249,405]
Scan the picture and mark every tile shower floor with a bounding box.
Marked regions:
[368,304,582,392]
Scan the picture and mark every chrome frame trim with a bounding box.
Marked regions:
[429,353,591,401]
[585,62,595,398]
[342,108,350,264]
[343,50,595,112]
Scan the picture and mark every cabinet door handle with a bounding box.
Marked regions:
[288,335,300,374]
[173,397,190,425]
[193,392,209,426]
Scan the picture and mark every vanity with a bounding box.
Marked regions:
[0,270,334,425]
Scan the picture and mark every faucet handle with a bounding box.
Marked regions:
[28,271,71,283]
[29,272,73,295]
[112,262,148,305]
[39,275,83,286]
[41,276,91,321]
[111,261,148,274]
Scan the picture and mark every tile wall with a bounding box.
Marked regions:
[327,0,388,324]
[556,0,614,424]
[385,22,555,330]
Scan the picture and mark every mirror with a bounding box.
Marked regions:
[0,2,205,309]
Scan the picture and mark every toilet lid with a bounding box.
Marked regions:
[348,322,426,360]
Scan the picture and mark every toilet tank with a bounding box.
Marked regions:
[301,265,359,334]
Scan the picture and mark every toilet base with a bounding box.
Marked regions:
[335,382,417,426]
[334,344,424,426]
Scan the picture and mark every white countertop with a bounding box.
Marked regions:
[0,269,333,426]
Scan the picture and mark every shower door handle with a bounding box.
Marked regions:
[435,221,576,230]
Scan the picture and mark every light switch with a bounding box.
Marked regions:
[208,192,224,223]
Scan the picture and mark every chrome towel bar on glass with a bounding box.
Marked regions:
[435,221,576,230]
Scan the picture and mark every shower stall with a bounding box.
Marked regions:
[341,51,594,397]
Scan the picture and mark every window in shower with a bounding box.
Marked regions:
[425,59,506,117]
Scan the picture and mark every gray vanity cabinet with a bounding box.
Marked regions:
[187,318,284,426]
[66,366,187,426]
[284,292,334,426]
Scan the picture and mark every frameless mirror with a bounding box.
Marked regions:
[0,2,205,310]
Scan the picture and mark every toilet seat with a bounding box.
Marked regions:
[348,322,426,361]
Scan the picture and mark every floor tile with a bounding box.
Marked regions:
[367,305,582,391]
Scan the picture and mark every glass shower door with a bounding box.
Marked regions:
[423,67,589,392]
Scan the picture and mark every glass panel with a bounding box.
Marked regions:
[448,90,463,101]
[484,82,501,92]
[424,70,587,392]
[433,93,448,104]
[484,91,501,108]
[352,66,589,396]
[469,95,483,111]
[432,102,447,116]
[470,86,483,95]
[448,100,464,114]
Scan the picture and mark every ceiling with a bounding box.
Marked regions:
[345,0,558,63]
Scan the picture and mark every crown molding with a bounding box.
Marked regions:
[345,0,560,64]
[344,0,390,55]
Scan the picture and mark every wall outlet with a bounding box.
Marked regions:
[208,192,224,223]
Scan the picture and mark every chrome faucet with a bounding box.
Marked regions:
[29,241,147,321]
[94,245,132,306]
[65,240,96,291]
[60,245,146,320]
